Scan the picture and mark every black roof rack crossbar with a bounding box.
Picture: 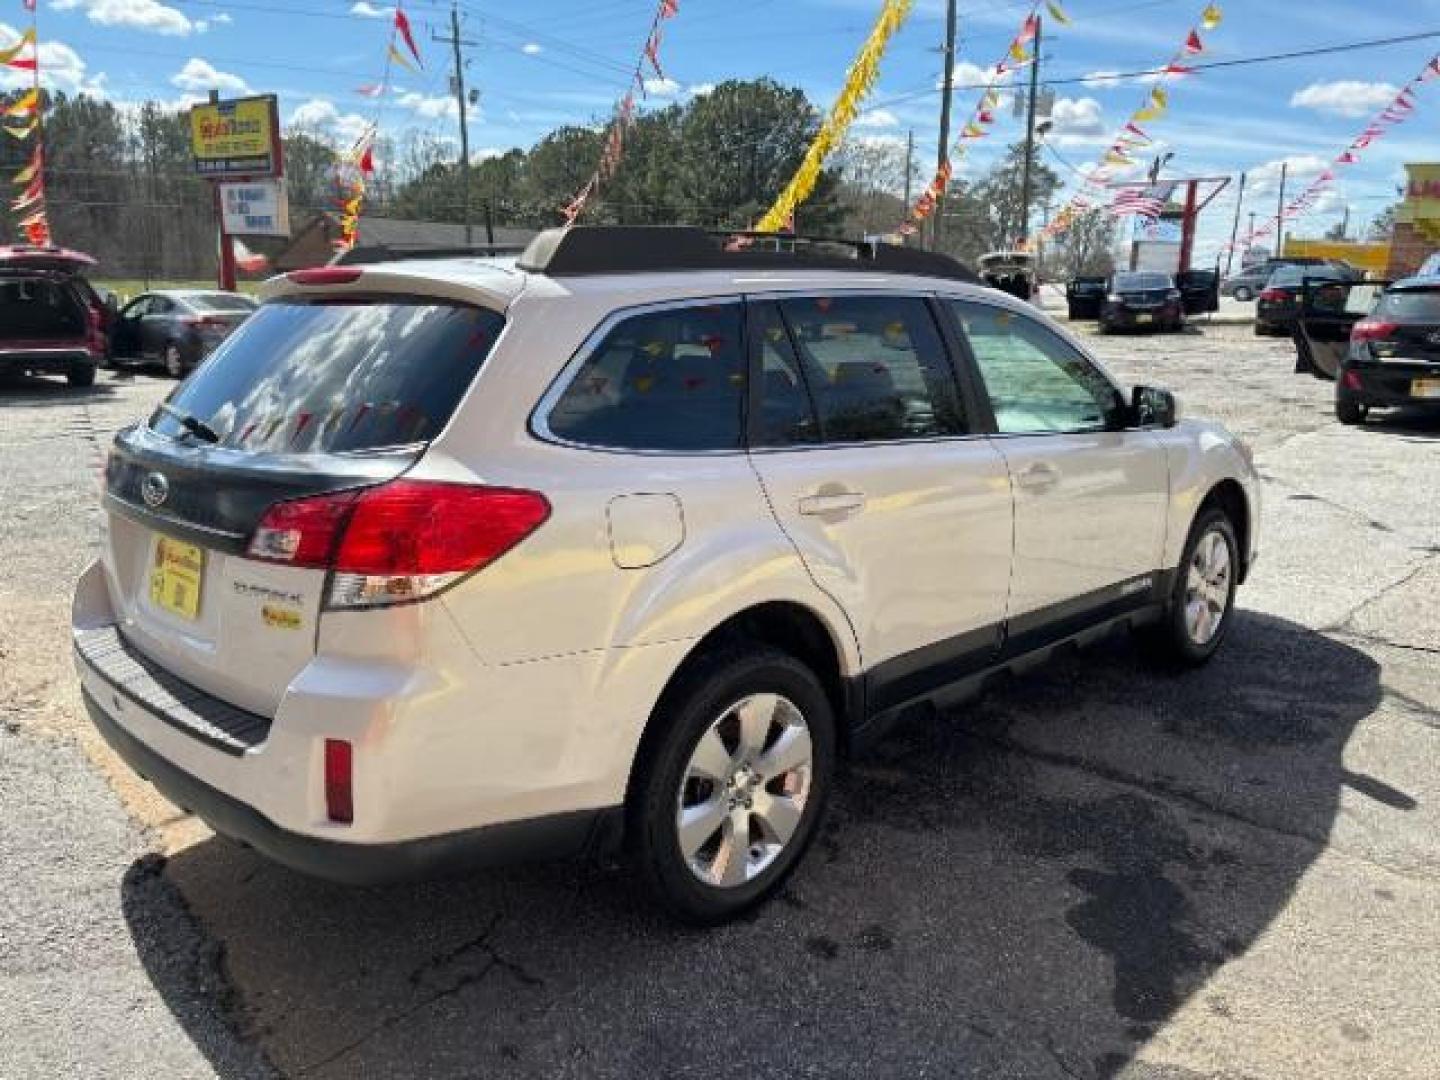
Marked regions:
[516,226,978,284]
[331,243,527,266]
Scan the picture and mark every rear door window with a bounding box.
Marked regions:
[544,302,746,452]
[773,294,964,442]
[149,299,506,454]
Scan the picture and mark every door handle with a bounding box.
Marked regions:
[1016,463,1061,491]
[798,491,866,517]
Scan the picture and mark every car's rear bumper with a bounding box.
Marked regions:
[1339,363,1440,408]
[81,686,616,884]
[0,346,95,373]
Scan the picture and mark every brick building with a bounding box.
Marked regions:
[1386,163,1440,279]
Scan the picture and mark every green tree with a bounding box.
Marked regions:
[961,140,1061,256]
[1051,208,1118,280]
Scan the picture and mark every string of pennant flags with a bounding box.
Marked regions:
[1036,2,1222,247]
[754,0,913,233]
[561,0,681,226]
[5,0,50,246]
[331,3,424,252]
[1225,52,1440,253]
[899,0,1071,237]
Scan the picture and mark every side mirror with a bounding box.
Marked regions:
[1132,385,1178,428]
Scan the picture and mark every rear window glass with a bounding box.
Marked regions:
[1112,273,1171,291]
[1379,289,1440,319]
[1270,267,1341,287]
[544,303,745,452]
[188,293,256,312]
[149,300,505,454]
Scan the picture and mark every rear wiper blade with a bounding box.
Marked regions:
[157,402,220,444]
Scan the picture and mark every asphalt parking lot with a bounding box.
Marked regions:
[2,320,1438,1079]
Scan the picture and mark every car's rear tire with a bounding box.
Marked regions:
[163,342,185,379]
[1336,397,1366,425]
[66,361,96,388]
[630,646,836,924]
[1139,508,1239,668]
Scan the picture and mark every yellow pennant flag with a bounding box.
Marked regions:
[1201,4,1223,30]
[0,28,34,66]
[1151,86,1168,109]
[13,148,40,186]
[1046,1,1071,24]
[1009,39,1028,63]
[387,43,417,73]
[1132,106,1162,123]
[757,0,913,232]
[3,88,39,119]
[1104,150,1132,166]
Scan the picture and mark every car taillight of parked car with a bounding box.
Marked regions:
[1350,320,1398,344]
[184,316,232,335]
[1258,288,1292,303]
[245,479,551,609]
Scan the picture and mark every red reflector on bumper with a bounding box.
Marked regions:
[1342,370,1364,391]
[324,739,354,824]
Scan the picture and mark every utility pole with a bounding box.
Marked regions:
[931,0,958,251]
[1225,171,1246,278]
[1275,161,1288,257]
[434,1,480,245]
[902,129,914,212]
[1019,13,1043,249]
[1340,203,1351,240]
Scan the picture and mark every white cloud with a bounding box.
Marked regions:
[1048,96,1107,147]
[1247,155,1332,198]
[349,2,391,17]
[194,19,208,32]
[0,24,107,96]
[396,90,460,119]
[52,0,193,36]
[854,108,899,129]
[938,61,1007,92]
[288,97,371,147]
[213,12,232,24]
[688,82,716,97]
[170,57,251,95]
[1082,70,1123,90]
[1290,80,1399,119]
[643,76,682,98]
[521,42,543,55]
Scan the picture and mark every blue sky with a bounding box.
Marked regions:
[4,0,1440,258]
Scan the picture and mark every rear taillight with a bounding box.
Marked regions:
[324,739,353,824]
[287,267,362,286]
[1258,288,1291,302]
[183,316,229,332]
[247,480,550,608]
[1351,319,1398,344]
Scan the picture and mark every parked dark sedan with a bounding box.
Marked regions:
[1255,264,1347,336]
[1318,278,1440,425]
[1099,271,1185,332]
[109,289,257,377]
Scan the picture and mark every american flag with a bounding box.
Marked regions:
[1109,182,1176,222]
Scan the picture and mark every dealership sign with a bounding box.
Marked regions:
[220,180,291,237]
[190,94,282,179]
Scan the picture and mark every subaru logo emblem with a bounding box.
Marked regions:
[141,471,170,509]
[1428,330,1440,346]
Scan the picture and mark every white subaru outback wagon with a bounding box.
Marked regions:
[74,227,1259,922]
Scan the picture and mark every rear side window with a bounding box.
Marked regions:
[149,300,505,454]
[545,303,745,452]
[1378,289,1440,319]
[772,295,964,442]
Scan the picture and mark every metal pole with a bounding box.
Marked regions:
[1020,13,1043,248]
[435,1,476,246]
[1225,171,1246,278]
[1178,179,1199,272]
[1275,161,1288,256]
[209,90,236,291]
[903,129,914,212]
[932,0,958,250]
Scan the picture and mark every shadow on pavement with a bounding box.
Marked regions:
[0,370,122,406]
[124,611,1383,1079]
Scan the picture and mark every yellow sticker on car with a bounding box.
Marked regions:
[149,537,204,621]
[261,604,302,631]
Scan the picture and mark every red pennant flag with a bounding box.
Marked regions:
[1423,57,1440,82]
[1185,29,1204,54]
[1016,13,1039,44]
[659,0,679,17]
[357,144,375,175]
[1164,63,1195,76]
[356,83,384,99]
[644,30,663,78]
[394,7,423,68]
[1337,151,1358,165]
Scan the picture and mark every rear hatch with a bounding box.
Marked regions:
[0,247,100,352]
[1364,286,1440,364]
[101,290,508,716]
[182,292,256,348]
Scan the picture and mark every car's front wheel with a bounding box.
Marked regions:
[1141,508,1239,667]
[630,647,836,924]
[66,361,96,388]
[1233,285,1253,302]
[163,342,186,379]
[1336,397,1367,425]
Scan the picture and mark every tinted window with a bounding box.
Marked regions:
[775,295,963,442]
[1113,272,1172,291]
[1269,266,1341,288]
[149,300,505,454]
[753,303,820,446]
[546,303,745,452]
[1378,289,1440,320]
[951,301,1123,434]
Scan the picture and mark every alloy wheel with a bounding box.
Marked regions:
[1184,528,1232,646]
[675,693,813,889]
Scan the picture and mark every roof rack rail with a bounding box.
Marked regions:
[331,243,526,267]
[515,226,978,283]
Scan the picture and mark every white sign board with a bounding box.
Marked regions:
[220,179,291,237]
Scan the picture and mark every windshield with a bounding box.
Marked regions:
[1112,273,1171,291]
[186,293,256,312]
[1379,289,1440,320]
[148,299,506,454]
[1269,266,1341,287]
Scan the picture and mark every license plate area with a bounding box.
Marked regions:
[1412,378,1440,399]
[1136,313,1153,324]
[149,536,205,620]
